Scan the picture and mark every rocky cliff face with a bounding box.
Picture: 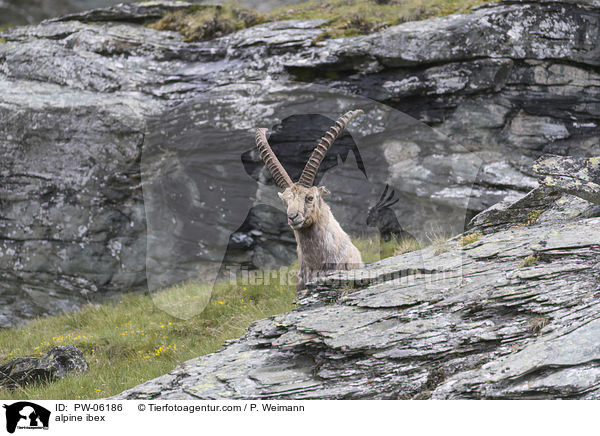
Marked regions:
[112,174,600,399]
[1,0,599,326]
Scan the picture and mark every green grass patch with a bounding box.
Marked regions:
[149,0,493,42]
[0,23,13,43]
[353,235,422,264]
[270,0,490,40]
[0,232,422,400]
[459,232,482,246]
[0,272,296,400]
[149,3,263,42]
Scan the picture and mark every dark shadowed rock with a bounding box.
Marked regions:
[0,346,88,390]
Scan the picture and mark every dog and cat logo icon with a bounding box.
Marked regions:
[2,402,50,433]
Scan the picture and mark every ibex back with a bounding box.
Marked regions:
[255,110,364,292]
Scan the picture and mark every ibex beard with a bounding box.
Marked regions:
[255,110,364,292]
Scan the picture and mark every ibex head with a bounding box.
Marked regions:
[255,110,362,230]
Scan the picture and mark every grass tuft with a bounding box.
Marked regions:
[459,232,482,246]
[150,3,263,42]
[527,316,549,334]
[426,230,452,255]
[520,255,538,268]
[393,237,423,256]
[352,235,422,264]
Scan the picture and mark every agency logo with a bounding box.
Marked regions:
[2,402,50,434]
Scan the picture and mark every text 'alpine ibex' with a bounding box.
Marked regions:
[255,110,364,291]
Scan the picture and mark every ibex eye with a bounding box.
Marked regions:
[306,196,314,201]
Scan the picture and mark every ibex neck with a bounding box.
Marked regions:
[294,201,336,253]
[298,200,332,234]
[293,200,348,273]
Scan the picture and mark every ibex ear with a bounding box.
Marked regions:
[318,186,330,196]
[277,192,284,199]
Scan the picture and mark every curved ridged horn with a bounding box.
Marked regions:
[255,128,293,189]
[376,184,390,207]
[297,109,363,188]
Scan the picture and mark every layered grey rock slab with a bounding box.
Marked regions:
[0,30,164,325]
[534,155,600,205]
[1,0,599,325]
[112,191,600,399]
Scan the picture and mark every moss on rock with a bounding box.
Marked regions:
[150,4,263,42]
[148,0,493,42]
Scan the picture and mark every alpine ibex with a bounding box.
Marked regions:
[255,110,364,291]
